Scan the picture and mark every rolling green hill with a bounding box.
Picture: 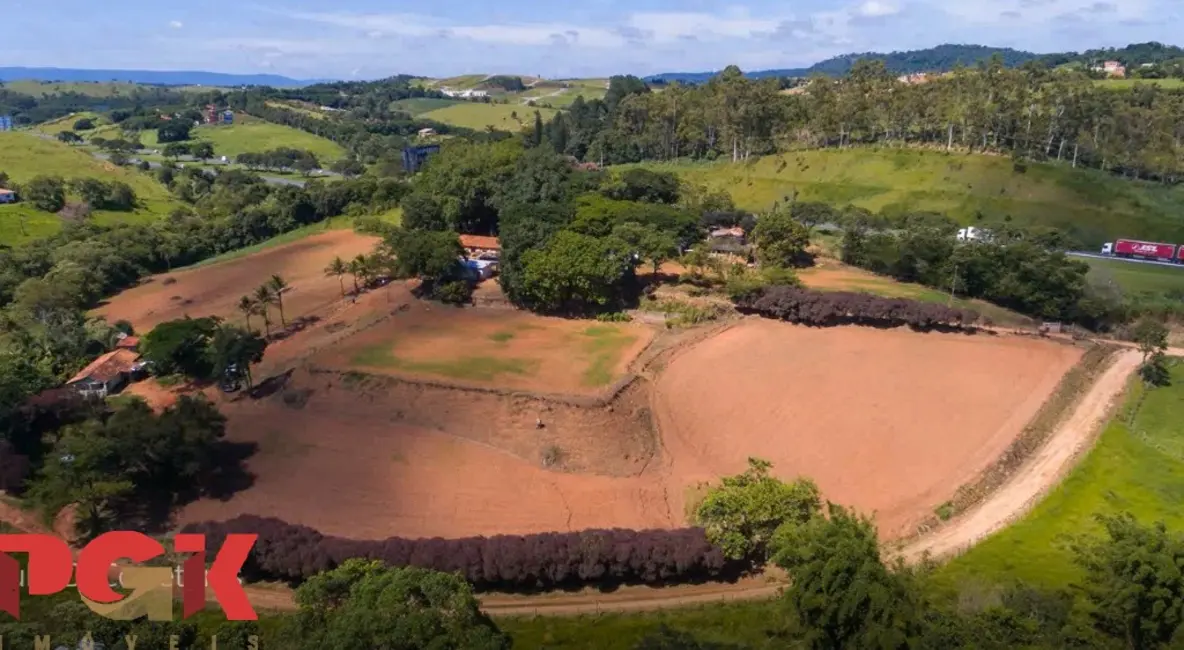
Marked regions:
[1,79,144,97]
[420,102,559,133]
[643,149,1184,247]
[34,112,107,135]
[391,97,465,116]
[0,132,182,245]
[140,118,346,162]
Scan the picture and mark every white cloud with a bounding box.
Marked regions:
[287,11,625,47]
[857,1,900,17]
[625,10,781,42]
[941,0,1149,23]
[169,20,183,29]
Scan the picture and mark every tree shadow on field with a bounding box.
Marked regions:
[269,315,321,342]
[122,440,259,535]
[247,369,295,400]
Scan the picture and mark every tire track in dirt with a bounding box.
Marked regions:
[0,346,1148,617]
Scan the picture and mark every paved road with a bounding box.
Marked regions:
[1067,251,1184,269]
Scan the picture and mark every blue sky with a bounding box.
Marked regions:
[5,0,1182,79]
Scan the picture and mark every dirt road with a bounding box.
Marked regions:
[0,346,1146,617]
[894,348,1141,563]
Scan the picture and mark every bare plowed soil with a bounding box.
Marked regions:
[176,371,670,539]
[651,319,1083,538]
[93,230,379,333]
[314,305,652,396]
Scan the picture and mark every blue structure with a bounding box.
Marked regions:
[402,145,440,173]
[222,110,234,125]
[0,116,12,132]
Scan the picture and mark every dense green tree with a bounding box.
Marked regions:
[696,458,822,561]
[291,559,510,650]
[140,316,220,379]
[192,141,215,161]
[752,207,811,268]
[70,177,111,207]
[400,191,448,230]
[23,175,66,213]
[773,504,925,650]
[30,395,229,538]
[570,194,700,246]
[790,202,839,235]
[1133,317,1172,386]
[163,142,191,159]
[209,324,267,388]
[1073,513,1184,649]
[156,120,192,143]
[497,200,576,305]
[382,228,463,281]
[410,139,523,233]
[330,157,367,177]
[518,230,635,314]
[56,130,82,144]
[612,221,679,274]
[603,168,681,204]
[73,118,95,131]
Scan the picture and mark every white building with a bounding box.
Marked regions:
[956,226,991,242]
[440,88,489,98]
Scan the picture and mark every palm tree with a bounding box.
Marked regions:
[268,274,290,326]
[237,296,256,332]
[325,256,347,297]
[253,285,275,338]
[347,256,363,295]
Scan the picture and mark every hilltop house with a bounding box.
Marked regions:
[66,349,142,399]
[417,127,437,138]
[1094,61,1127,78]
[0,189,15,204]
[441,88,489,98]
[459,234,501,258]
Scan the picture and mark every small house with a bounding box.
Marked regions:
[417,127,437,138]
[115,335,140,351]
[0,189,15,204]
[459,234,501,258]
[709,226,746,243]
[66,349,141,399]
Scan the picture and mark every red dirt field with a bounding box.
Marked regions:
[312,304,653,395]
[176,373,670,539]
[92,230,379,333]
[176,317,1083,543]
[651,319,1083,539]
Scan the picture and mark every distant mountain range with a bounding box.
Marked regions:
[0,67,319,88]
[645,42,1184,84]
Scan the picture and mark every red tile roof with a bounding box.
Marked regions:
[459,234,501,251]
[67,349,140,385]
[116,336,140,350]
[0,189,14,195]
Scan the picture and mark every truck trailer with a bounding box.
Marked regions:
[1100,239,1178,262]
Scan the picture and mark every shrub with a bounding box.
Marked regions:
[734,286,978,331]
[431,280,474,305]
[182,515,746,591]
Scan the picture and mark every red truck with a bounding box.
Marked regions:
[1101,239,1179,262]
